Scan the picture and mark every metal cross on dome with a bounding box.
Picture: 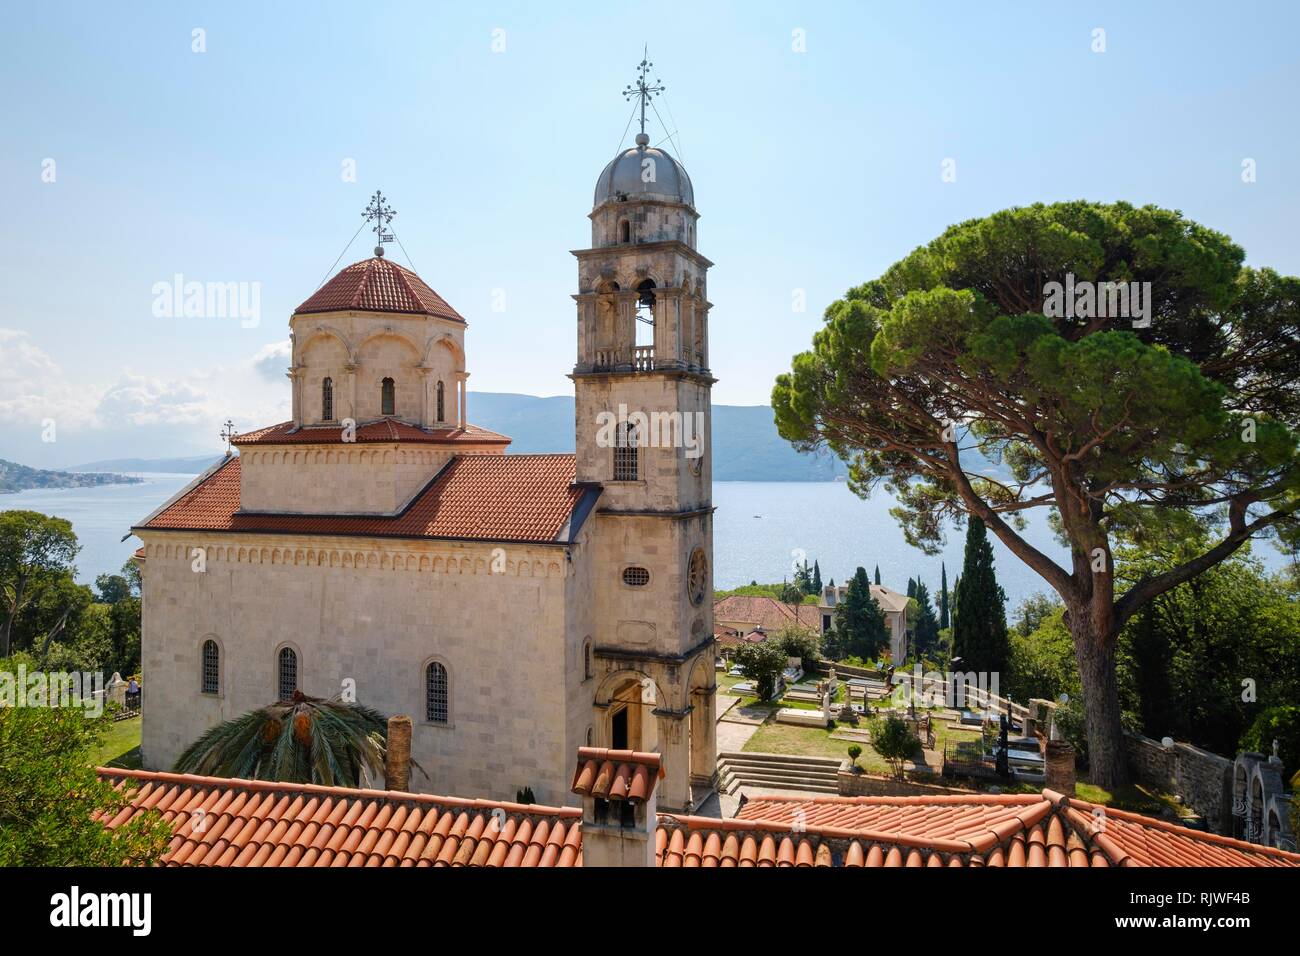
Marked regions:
[622,47,665,139]
[219,419,238,457]
[363,190,396,257]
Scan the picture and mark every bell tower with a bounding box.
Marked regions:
[570,54,717,812]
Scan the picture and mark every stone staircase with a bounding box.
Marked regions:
[716,751,843,795]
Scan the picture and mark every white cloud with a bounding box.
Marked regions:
[94,372,215,427]
[0,328,291,440]
[252,339,292,383]
[0,329,97,427]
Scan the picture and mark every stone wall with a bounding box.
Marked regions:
[837,764,976,798]
[138,530,579,808]
[1125,733,1234,834]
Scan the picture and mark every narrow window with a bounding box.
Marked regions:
[381,377,396,416]
[613,422,639,481]
[426,661,449,724]
[201,639,219,694]
[583,641,592,679]
[619,219,630,243]
[436,380,445,422]
[277,647,298,700]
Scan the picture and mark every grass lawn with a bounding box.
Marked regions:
[1075,781,1192,818]
[87,716,142,770]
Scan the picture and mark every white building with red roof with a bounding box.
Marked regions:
[132,130,718,812]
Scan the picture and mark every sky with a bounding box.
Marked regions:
[2,0,1299,466]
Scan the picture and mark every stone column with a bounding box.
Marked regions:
[345,364,359,422]
[688,687,717,788]
[457,373,468,429]
[287,367,302,424]
[1045,740,1076,796]
[416,366,431,426]
[655,710,692,812]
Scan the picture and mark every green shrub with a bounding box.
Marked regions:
[1240,705,1300,778]
[871,715,919,779]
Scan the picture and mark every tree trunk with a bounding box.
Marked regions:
[1071,624,1129,789]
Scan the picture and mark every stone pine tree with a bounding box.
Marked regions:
[939,562,950,630]
[773,202,1300,787]
[912,579,941,660]
[950,517,1009,675]
[834,567,889,660]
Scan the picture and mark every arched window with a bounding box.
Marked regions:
[436,380,445,422]
[613,421,639,481]
[321,377,334,421]
[201,639,219,694]
[277,647,298,700]
[635,279,656,350]
[426,661,449,724]
[381,377,395,416]
[619,219,631,243]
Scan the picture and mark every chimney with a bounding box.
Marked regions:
[571,747,662,867]
[385,715,412,791]
[1044,740,1076,797]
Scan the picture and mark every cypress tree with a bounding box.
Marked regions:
[950,517,1009,675]
[811,560,822,593]
[833,566,888,660]
[906,577,917,599]
[939,562,950,630]
[874,565,881,586]
[912,579,940,660]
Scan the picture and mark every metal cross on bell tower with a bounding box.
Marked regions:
[363,190,396,258]
[622,47,665,143]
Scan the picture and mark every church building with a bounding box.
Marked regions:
[132,87,718,811]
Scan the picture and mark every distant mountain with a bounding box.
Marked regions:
[0,459,143,494]
[63,394,1000,483]
[68,454,223,474]
[467,393,847,481]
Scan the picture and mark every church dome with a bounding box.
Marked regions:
[294,256,464,322]
[593,133,694,210]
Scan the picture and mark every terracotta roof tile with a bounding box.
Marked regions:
[570,748,662,803]
[99,769,582,868]
[713,595,823,632]
[97,770,1300,869]
[231,418,509,446]
[295,257,464,321]
[135,453,595,544]
[728,791,1300,868]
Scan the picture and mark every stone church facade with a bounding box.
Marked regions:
[133,134,717,811]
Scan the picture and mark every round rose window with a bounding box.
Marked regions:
[687,548,708,606]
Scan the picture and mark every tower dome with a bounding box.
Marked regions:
[593,132,694,210]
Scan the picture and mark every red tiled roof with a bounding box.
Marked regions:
[714,595,823,632]
[571,748,662,803]
[733,792,1300,867]
[231,419,510,446]
[99,769,582,867]
[295,257,464,322]
[134,453,595,544]
[97,770,1300,868]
